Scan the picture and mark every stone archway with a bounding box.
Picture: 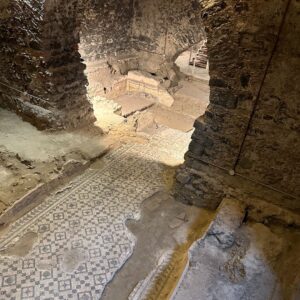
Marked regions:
[174,41,209,79]
[175,0,299,210]
[0,0,298,209]
[0,0,206,129]
[76,0,209,131]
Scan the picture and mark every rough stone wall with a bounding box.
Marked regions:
[79,0,134,61]
[0,0,43,90]
[0,0,205,127]
[131,0,205,78]
[78,0,135,99]
[235,0,300,197]
[0,0,95,129]
[176,0,300,210]
[39,0,95,129]
[0,0,57,128]
[1,0,299,208]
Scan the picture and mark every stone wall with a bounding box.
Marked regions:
[0,0,205,127]
[79,0,134,62]
[235,0,300,197]
[78,0,135,99]
[0,0,95,129]
[176,0,300,210]
[131,0,205,78]
[39,0,95,129]
[1,0,299,209]
[81,0,205,98]
[0,0,57,129]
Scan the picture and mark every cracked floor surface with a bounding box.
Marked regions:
[0,128,192,300]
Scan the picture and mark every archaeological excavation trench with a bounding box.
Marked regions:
[0,0,299,299]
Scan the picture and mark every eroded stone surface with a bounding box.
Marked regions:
[0,0,299,209]
[173,199,300,300]
[0,232,38,258]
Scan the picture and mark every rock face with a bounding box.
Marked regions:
[80,0,134,61]
[0,0,55,129]
[235,0,300,198]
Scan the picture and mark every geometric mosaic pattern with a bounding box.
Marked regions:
[0,128,191,300]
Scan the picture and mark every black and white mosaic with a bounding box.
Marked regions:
[0,128,191,300]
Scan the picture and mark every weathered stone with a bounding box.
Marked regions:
[207,198,246,249]
[0,0,96,129]
[176,172,191,185]
[176,0,300,209]
[0,0,299,210]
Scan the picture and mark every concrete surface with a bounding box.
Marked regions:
[172,79,209,117]
[113,93,155,117]
[92,97,125,133]
[149,106,195,132]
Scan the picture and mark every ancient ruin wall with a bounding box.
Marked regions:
[0,0,205,128]
[79,0,134,62]
[0,0,57,129]
[78,0,135,99]
[39,0,96,129]
[0,0,96,129]
[131,0,205,78]
[176,0,300,209]
[1,0,299,208]
[235,0,300,197]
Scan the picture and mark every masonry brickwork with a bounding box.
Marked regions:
[175,0,300,209]
[0,0,299,209]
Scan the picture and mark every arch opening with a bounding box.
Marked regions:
[0,1,299,299]
[76,0,210,135]
[175,40,209,82]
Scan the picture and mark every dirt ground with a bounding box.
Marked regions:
[0,108,110,215]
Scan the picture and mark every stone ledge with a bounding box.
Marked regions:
[0,146,110,229]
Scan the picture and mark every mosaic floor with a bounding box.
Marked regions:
[0,128,192,300]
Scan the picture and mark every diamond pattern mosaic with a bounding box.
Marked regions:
[0,128,192,300]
